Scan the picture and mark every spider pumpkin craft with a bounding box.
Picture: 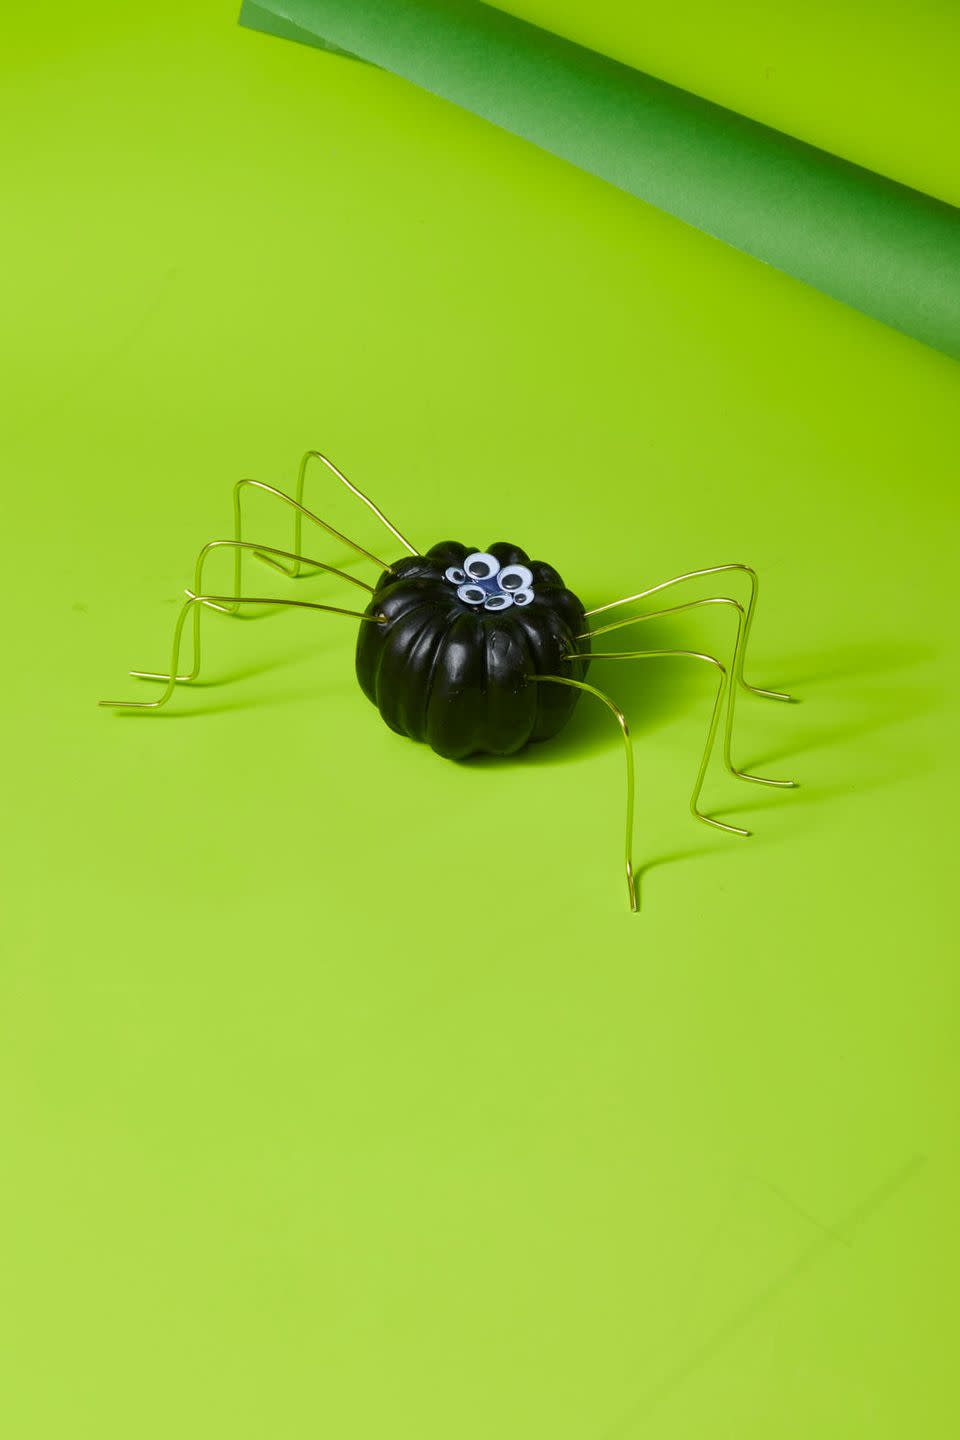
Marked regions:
[101,450,797,908]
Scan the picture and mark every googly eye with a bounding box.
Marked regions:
[483,592,513,611]
[511,588,534,607]
[463,551,500,581]
[497,564,533,593]
[457,583,487,605]
[444,565,467,585]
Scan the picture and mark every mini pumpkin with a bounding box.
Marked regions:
[355,541,590,760]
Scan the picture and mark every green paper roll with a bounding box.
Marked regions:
[489,2,960,209]
[240,0,960,360]
[241,2,359,57]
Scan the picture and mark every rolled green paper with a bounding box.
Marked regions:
[240,0,960,359]
[241,1,359,57]
[490,2,960,209]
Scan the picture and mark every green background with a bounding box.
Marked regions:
[2,3,957,1436]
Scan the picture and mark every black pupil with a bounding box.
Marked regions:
[466,588,483,601]
[501,574,520,589]
[468,562,489,577]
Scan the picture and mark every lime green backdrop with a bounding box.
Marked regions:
[2,4,957,1438]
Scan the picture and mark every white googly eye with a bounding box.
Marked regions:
[463,551,500,581]
[484,592,513,611]
[457,583,487,605]
[444,565,467,585]
[511,588,534,607]
[497,564,533,593]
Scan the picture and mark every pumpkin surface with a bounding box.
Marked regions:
[355,541,590,759]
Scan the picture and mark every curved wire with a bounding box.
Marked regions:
[100,594,385,710]
[530,674,637,912]
[581,597,796,788]
[183,539,376,617]
[233,479,394,591]
[583,649,744,835]
[264,450,417,579]
[584,563,793,702]
[567,647,751,839]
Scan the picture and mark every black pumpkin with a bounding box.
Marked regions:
[355,541,591,760]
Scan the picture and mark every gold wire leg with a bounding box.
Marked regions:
[582,598,797,789]
[263,450,417,579]
[217,477,396,611]
[576,648,752,838]
[129,595,202,683]
[178,538,376,619]
[530,675,637,911]
[585,563,793,702]
[100,595,385,711]
[129,540,376,680]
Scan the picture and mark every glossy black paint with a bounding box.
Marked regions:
[355,541,591,760]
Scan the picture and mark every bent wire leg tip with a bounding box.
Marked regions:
[626,863,638,913]
[747,683,796,703]
[698,813,752,838]
[129,669,191,681]
[734,769,798,789]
